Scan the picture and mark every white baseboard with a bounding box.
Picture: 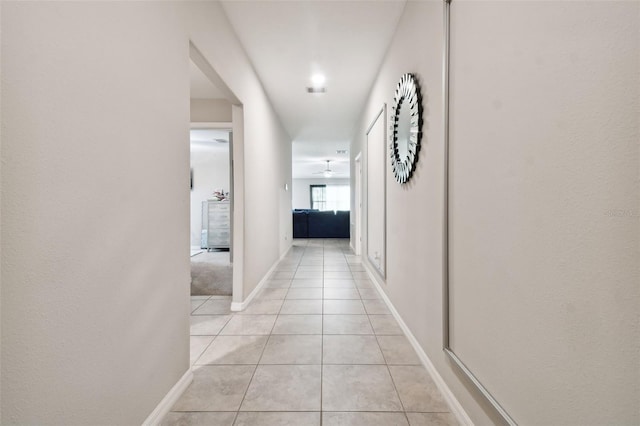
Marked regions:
[362,263,473,426]
[142,368,193,426]
[230,244,292,312]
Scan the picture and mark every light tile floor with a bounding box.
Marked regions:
[163,239,458,426]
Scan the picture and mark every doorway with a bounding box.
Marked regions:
[189,126,233,296]
[354,153,362,256]
[188,41,244,302]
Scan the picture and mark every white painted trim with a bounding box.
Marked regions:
[190,121,233,129]
[230,244,292,311]
[362,262,474,426]
[354,152,362,257]
[190,42,241,105]
[142,369,193,426]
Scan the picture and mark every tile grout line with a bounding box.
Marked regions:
[387,361,411,424]
[359,276,411,423]
[231,250,300,423]
[369,314,412,424]
[188,241,432,425]
[320,241,324,424]
[190,334,218,368]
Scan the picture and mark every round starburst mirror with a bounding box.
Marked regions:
[390,73,422,184]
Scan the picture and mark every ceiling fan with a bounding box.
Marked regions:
[313,160,343,178]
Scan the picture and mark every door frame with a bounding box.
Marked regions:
[354,152,362,256]
[190,42,245,307]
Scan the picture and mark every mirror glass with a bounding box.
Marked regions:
[396,99,411,161]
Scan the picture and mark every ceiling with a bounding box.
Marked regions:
[220,1,406,179]
[190,59,226,99]
[190,129,231,153]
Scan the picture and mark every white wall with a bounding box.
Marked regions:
[0,3,3,421]
[182,2,292,299]
[1,1,292,424]
[190,98,232,123]
[352,1,639,425]
[1,3,190,424]
[292,178,350,209]
[447,3,639,424]
[190,145,230,247]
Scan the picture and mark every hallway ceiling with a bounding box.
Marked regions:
[220,0,406,179]
[190,129,230,153]
[190,60,225,99]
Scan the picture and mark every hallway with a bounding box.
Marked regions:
[2,1,638,424]
[164,239,456,426]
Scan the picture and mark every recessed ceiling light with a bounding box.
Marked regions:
[311,74,326,87]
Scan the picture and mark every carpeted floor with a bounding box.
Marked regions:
[190,250,232,296]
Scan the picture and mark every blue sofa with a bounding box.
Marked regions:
[293,209,350,238]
